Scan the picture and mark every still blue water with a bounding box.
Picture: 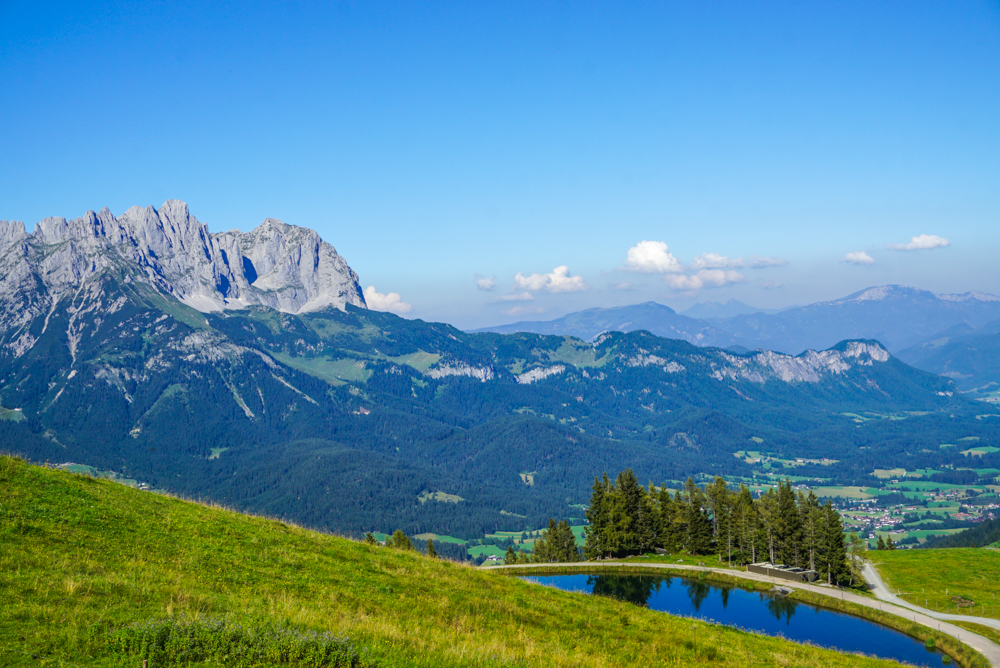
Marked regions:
[522,574,946,667]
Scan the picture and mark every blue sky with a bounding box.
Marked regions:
[2,1,998,328]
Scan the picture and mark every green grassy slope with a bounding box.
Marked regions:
[870,549,1000,620]
[0,455,912,668]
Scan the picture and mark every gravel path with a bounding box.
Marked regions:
[863,561,1000,630]
[484,561,1000,667]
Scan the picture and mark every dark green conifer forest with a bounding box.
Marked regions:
[583,471,853,585]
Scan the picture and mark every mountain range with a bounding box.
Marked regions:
[474,286,1000,389]
[1,200,997,539]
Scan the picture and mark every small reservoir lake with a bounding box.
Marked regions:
[521,573,947,667]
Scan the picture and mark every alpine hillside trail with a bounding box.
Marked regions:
[863,562,1000,630]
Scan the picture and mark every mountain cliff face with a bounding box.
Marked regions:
[0,200,366,345]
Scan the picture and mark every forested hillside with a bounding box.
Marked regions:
[1,269,998,539]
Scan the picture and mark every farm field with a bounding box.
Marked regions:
[870,549,1000,620]
[0,455,914,668]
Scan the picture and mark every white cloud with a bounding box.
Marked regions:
[844,251,875,265]
[762,279,783,289]
[690,253,787,270]
[513,266,589,293]
[887,234,950,251]
[504,305,545,316]
[664,269,744,291]
[474,274,496,291]
[689,252,738,270]
[623,240,683,274]
[610,281,633,291]
[363,286,413,314]
[748,255,787,268]
[494,291,535,302]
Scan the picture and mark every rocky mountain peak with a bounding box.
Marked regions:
[0,200,367,337]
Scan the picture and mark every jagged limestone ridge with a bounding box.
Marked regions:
[0,200,367,346]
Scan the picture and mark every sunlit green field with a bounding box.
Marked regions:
[870,549,1000,620]
[0,455,920,668]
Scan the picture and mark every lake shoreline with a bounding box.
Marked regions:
[484,562,995,668]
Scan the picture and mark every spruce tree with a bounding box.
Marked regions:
[818,502,849,585]
[683,478,713,555]
[799,490,821,571]
[757,487,779,563]
[584,474,610,560]
[734,485,758,563]
[706,477,733,564]
[775,480,803,566]
[426,539,437,558]
[390,529,413,550]
[657,484,680,552]
[613,469,646,556]
[555,520,580,561]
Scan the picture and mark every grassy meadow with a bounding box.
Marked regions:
[870,549,1000,619]
[0,455,929,668]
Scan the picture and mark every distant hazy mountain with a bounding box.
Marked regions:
[469,301,743,347]
[477,286,1000,357]
[708,285,1000,354]
[680,299,760,320]
[896,318,1000,392]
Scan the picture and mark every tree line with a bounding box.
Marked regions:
[582,470,855,585]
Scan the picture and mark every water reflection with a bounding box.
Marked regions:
[587,574,663,606]
[685,579,711,612]
[765,593,798,624]
[586,574,789,620]
[523,573,946,667]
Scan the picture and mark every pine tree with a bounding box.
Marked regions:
[876,535,887,550]
[364,532,377,545]
[533,519,579,562]
[886,535,896,550]
[734,485,758,564]
[757,487,779,563]
[613,469,646,556]
[426,539,437,558]
[555,520,580,561]
[584,474,611,560]
[705,476,733,565]
[682,478,713,555]
[657,484,680,552]
[799,490,822,571]
[817,502,849,585]
[389,529,413,550]
[775,480,803,566]
[504,545,517,564]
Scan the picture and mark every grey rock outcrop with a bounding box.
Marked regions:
[0,200,367,336]
[709,341,891,384]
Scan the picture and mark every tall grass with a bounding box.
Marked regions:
[0,455,936,667]
[102,617,365,667]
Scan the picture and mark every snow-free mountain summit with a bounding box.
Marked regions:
[0,199,366,347]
